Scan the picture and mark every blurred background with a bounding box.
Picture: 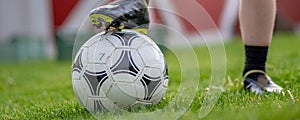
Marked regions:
[0,0,299,63]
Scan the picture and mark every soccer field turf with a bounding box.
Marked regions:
[1,33,300,119]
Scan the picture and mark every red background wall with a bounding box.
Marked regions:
[52,0,79,30]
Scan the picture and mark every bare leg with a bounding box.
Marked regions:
[239,0,276,46]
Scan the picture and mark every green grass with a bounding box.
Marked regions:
[1,33,300,119]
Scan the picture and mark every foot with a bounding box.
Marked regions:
[243,70,283,94]
[89,0,149,34]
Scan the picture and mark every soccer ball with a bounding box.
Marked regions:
[72,30,169,113]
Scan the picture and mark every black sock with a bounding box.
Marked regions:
[243,45,269,76]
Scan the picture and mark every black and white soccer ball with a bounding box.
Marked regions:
[72,30,169,113]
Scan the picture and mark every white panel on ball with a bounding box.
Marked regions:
[87,39,115,64]
[107,83,137,108]
[138,45,164,68]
